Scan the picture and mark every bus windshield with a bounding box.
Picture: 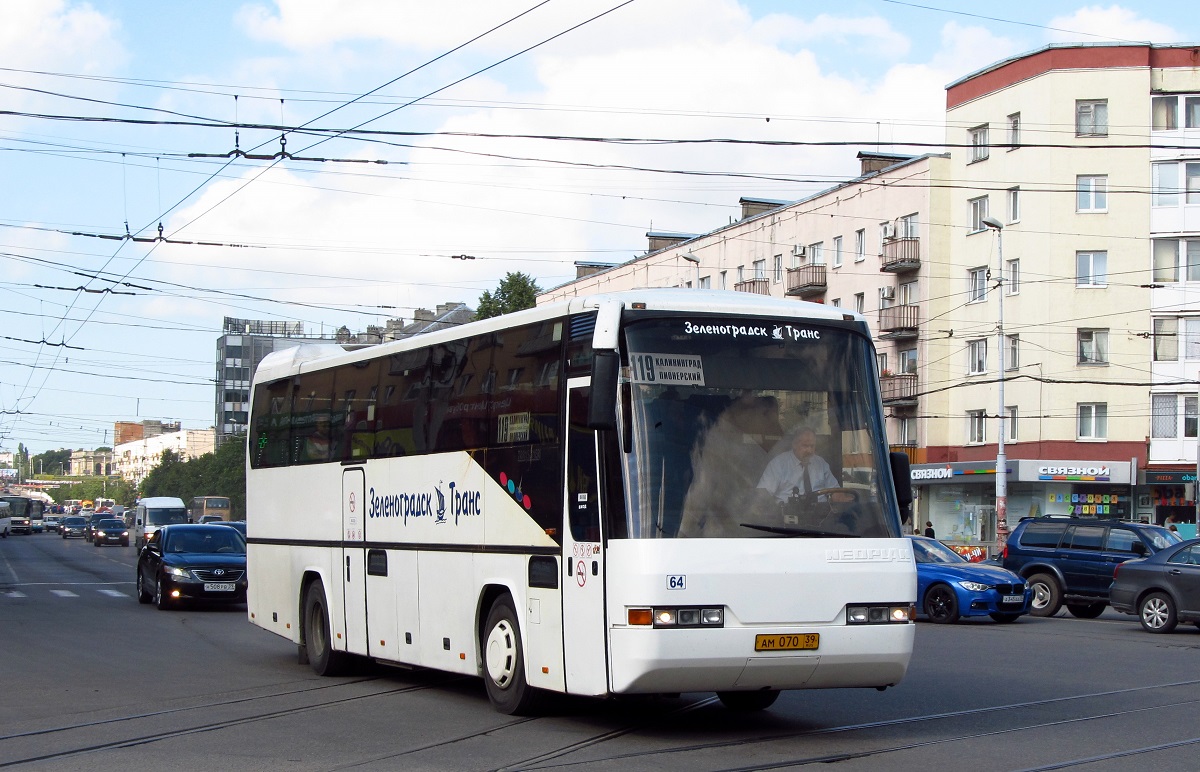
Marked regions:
[619,316,898,540]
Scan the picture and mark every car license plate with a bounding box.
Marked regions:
[1002,594,1023,604]
[205,583,236,592]
[754,633,819,652]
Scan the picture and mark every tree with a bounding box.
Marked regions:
[139,439,246,518]
[476,272,541,320]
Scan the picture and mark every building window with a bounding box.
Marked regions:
[752,259,766,280]
[1006,259,1020,294]
[898,213,918,238]
[899,280,917,305]
[832,235,843,268]
[1076,175,1108,212]
[737,265,745,283]
[968,338,988,374]
[1007,187,1020,223]
[968,410,986,444]
[1078,403,1108,439]
[1007,112,1021,149]
[1152,95,1200,130]
[1076,99,1108,137]
[1153,317,1178,361]
[969,267,988,302]
[854,293,865,313]
[1149,162,1200,206]
[1006,334,1019,370]
[898,417,916,445]
[855,229,866,262]
[1076,251,1107,287]
[969,124,989,162]
[773,254,782,283]
[808,242,824,265]
[831,298,841,308]
[1077,329,1109,365]
[698,275,711,289]
[877,353,888,374]
[1153,394,1199,438]
[1007,406,1018,441]
[969,196,989,233]
[900,348,917,373]
[1153,239,1200,283]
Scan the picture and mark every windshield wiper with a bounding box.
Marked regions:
[740,523,860,538]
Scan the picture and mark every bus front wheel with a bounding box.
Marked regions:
[303,581,351,676]
[482,596,540,715]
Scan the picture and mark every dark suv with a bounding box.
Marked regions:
[1002,517,1180,618]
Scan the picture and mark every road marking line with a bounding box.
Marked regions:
[3,591,26,598]
[50,589,79,597]
[98,589,127,598]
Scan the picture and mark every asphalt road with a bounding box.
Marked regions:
[4,532,1200,771]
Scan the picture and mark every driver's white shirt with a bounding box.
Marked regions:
[756,451,838,501]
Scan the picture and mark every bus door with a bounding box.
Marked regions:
[341,468,369,656]
[562,381,609,696]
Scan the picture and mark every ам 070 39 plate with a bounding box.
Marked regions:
[754,633,819,652]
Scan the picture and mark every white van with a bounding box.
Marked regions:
[0,500,10,538]
[133,497,188,548]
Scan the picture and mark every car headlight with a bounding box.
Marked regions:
[166,566,192,579]
[958,581,990,592]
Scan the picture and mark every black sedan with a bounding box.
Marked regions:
[136,524,247,610]
[1110,538,1200,633]
[60,516,88,539]
[92,518,129,547]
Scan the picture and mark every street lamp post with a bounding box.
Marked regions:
[681,253,700,289]
[982,216,1008,553]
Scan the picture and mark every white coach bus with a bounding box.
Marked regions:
[246,289,916,714]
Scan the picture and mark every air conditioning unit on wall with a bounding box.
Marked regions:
[879,286,896,301]
[882,222,896,239]
[791,244,806,258]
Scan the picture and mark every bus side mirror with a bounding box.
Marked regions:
[889,451,913,522]
[587,350,619,431]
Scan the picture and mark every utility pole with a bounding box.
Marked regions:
[982,217,1008,553]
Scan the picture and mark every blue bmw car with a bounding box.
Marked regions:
[910,536,1032,624]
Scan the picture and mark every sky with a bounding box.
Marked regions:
[0,0,1193,456]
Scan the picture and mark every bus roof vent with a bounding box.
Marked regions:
[569,313,596,340]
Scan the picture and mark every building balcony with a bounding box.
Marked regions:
[880,373,918,406]
[733,277,770,295]
[889,443,926,465]
[880,237,920,273]
[878,304,920,340]
[785,264,827,297]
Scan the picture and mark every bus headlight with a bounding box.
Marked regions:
[627,607,724,627]
[847,604,912,624]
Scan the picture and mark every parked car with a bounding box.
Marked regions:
[1002,517,1180,618]
[136,524,247,610]
[1110,538,1200,633]
[910,536,1030,623]
[60,516,88,539]
[92,518,129,547]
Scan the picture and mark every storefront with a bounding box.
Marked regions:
[1138,469,1197,530]
[910,459,1133,557]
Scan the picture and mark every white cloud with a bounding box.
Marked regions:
[753,12,910,57]
[1046,5,1179,44]
[0,0,126,99]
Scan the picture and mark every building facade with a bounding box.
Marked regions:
[113,428,216,486]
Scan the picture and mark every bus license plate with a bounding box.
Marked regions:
[754,633,819,652]
[205,583,236,592]
[1002,594,1023,604]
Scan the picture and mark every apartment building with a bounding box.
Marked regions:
[113,428,215,486]
[913,44,1200,541]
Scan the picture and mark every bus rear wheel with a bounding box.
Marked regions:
[718,690,780,712]
[482,596,540,715]
[303,580,351,676]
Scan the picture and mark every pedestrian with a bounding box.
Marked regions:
[923,520,935,538]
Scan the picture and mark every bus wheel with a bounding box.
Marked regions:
[482,596,540,715]
[718,690,780,712]
[303,581,350,676]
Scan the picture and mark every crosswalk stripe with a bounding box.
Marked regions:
[3,591,26,598]
[98,589,127,598]
[50,589,79,597]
